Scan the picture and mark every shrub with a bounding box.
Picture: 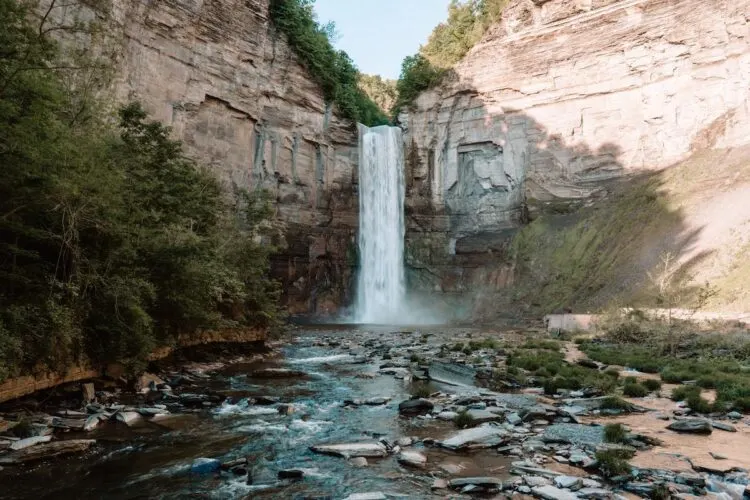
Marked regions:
[623,382,649,398]
[642,379,662,392]
[454,410,475,429]
[671,385,701,402]
[604,423,628,443]
[595,450,632,478]
[412,385,432,399]
[600,396,632,411]
[685,393,713,414]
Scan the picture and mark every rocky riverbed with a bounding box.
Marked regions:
[0,325,748,499]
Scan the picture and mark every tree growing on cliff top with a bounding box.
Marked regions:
[269,0,389,126]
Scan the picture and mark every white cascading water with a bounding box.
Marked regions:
[355,124,406,324]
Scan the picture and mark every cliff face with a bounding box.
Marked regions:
[402,0,750,299]
[46,0,359,315]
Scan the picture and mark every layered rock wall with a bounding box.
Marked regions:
[403,0,750,295]
[44,0,359,315]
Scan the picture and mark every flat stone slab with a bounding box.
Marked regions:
[310,442,388,458]
[532,485,579,500]
[397,450,427,468]
[440,424,508,451]
[427,362,477,387]
[449,477,503,489]
[467,409,504,424]
[542,423,605,446]
[667,419,713,434]
[0,439,95,464]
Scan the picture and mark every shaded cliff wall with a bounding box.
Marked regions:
[402,0,750,303]
[44,0,359,316]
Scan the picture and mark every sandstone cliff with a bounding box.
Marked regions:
[44,0,359,315]
[402,0,750,306]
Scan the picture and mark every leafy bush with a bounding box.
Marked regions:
[600,396,631,411]
[412,385,431,399]
[595,450,633,478]
[269,0,388,126]
[670,385,701,402]
[642,379,662,392]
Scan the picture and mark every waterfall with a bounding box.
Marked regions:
[355,124,406,324]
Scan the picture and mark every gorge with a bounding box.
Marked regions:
[2,0,750,498]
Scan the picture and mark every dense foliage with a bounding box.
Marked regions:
[269,0,388,126]
[357,74,397,117]
[393,0,509,117]
[0,0,281,381]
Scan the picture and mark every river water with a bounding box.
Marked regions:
[0,325,514,500]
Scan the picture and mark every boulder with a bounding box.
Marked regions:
[667,419,713,434]
[190,457,221,475]
[115,411,141,426]
[439,424,508,451]
[397,450,427,468]
[466,409,503,424]
[554,475,583,491]
[398,398,433,415]
[710,420,737,432]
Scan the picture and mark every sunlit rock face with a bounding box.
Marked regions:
[42,0,360,316]
[402,0,750,296]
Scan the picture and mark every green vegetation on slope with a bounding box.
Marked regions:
[393,0,509,116]
[358,74,397,117]
[0,0,282,381]
[269,0,388,126]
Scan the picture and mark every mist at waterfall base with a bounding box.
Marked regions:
[350,124,446,326]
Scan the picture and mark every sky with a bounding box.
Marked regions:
[313,0,451,80]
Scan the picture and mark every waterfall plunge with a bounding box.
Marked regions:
[355,124,406,324]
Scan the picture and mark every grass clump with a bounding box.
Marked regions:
[623,381,649,398]
[604,423,628,444]
[409,353,423,363]
[670,384,701,402]
[454,410,475,429]
[10,417,34,438]
[412,385,432,399]
[600,396,632,411]
[595,449,633,478]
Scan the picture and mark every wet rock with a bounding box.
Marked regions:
[706,479,746,499]
[57,410,87,418]
[439,424,508,450]
[667,419,713,434]
[624,482,657,497]
[310,442,388,458]
[115,411,141,426]
[250,368,307,378]
[449,477,503,489]
[531,485,579,500]
[0,439,95,464]
[397,450,426,468]
[395,437,413,447]
[82,383,96,403]
[221,457,248,470]
[179,393,209,405]
[278,469,304,480]
[190,457,221,475]
[554,475,583,491]
[277,404,295,415]
[364,397,390,406]
[9,435,52,451]
[676,473,705,487]
[348,457,368,467]
[542,423,605,446]
[254,396,280,405]
[397,398,433,415]
[135,373,165,393]
[437,411,458,421]
[710,420,737,432]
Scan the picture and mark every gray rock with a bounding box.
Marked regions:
[525,475,551,487]
[667,419,713,434]
[582,479,603,488]
[727,411,742,420]
[467,409,503,424]
[398,398,433,415]
[81,383,96,404]
[364,397,390,405]
[511,461,562,478]
[427,362,477,387]
[439,424,508,450]
[542,423,605,446]
[577,487,613,499]
[710,451,728,460]
[676,473,706,487]
[10,436,51,451]
[624,482,657,497]
[554,475,583,490]
[395,437,413,447]
[277,469,304,480]
[431,478,448,490]
[506,412,522,425]
[343,493,386,500]
[437,411,459,421]
[115,411,141,426]
[310,442,388,458]
[518,485,532,494]
[397,450,426,468]
[710,420,738,432]
[706,479,746,499]
[531,485,579,500]
[348,457,368,467]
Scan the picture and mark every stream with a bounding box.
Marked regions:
[0,325,514,499]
